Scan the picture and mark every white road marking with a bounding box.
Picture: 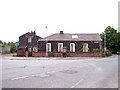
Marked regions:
[47,71,56,73]
[71,79,83,88]
[31,71,56,77]
[11,76,29,80]
[31,75,35,77]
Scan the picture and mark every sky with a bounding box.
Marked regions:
[0,0,119,42]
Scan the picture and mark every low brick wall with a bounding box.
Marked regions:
[54,52,63,57]
[67,52,103,57]
[32,51,103,57]
[32,51,46,57]
[17,50,25,57]
[25,51,28,57]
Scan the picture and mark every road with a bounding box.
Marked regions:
[1,55,118,88]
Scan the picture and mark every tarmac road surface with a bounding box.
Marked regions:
[1,55,118,88]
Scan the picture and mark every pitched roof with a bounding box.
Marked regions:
[19,32,42,39]
[38,33,102,41]
[19,45,28,49]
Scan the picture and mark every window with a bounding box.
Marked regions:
[33,47,38,52]
[28,48,32,52]
[46,43,51,52]
[83,43,89,52]
[94,41,99,43]
[70,43,75,52]
[58,43,63,52]
[28,37,32,43]
[72,35,78,38]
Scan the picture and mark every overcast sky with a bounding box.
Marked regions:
[0,0,119,42]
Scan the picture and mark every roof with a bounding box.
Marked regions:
[19,32,42,39]
[19,45,28,49]
[38,33,102,41]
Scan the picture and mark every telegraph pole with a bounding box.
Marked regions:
[104,31,106,56]
[45,26,48,57]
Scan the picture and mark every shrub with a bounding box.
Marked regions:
[102,51,112,57]
[92,48,101,53]
[2,51,11,54]
[106,52,112,56]
[117,52,120,55]
[28,52,32,57]
[48,52,54,57]
[102,52,106,57]
[13,54,17,57]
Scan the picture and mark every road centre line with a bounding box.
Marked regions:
[46,71,56,73]
[71,79,83,88]
[11,71,57,80]
[11,76,29,80]
[31,71,56,77]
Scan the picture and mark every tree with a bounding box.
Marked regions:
[100,26,119,53]
[9,42,16,53]
[8,41,11,45]
[117,32,120,51]
[3,42,7,45]
[0,40,3,44]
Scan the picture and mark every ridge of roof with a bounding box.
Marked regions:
[43,33,99,38]
[38,33,102,41]
[19,32,42,38]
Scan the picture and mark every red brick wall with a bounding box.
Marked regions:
[17,50,25,56]
[25,51,28,57]
[32,51,46,57]
[32,51,103,57]
[67,52,103,57]
[54,52,63,57]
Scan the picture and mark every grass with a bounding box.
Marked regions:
[1,51,11,54]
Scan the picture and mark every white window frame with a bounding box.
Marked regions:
[58,43,63,52]
[28,48,32,52]
[70,43,75,52]
[28,37,32,43]
[46,43,51,52]
[33,47,38,52]
[72,35,78,39]
[94,41,99,43]
[83,43,89,52]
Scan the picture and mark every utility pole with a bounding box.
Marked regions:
[104,31,106,56]
[45,26,48,57]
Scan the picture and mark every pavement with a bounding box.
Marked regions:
[1,54,118,88]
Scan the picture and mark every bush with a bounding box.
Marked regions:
[117,52,120,55]
[102,51,112,57]
[48,52,54,57]
[13,54,17,57]
[2,51,11,54]
[106,52,112,56]
[28,52,32,57]
[102,52,106,57]
[92,48,101,53]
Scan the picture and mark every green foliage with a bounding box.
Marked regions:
[0,40,3,44]
[48,52,54,57]
[117,52,120,55]
[9,42,16,53]
[0,40,16,53]
[2,51,11,54]
[92,48,101,53]
[28,52,32,57]
[100,26,120,54]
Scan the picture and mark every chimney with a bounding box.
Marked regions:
[60,30,63,34]
[34,31,36,35]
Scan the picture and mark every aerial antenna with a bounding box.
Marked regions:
[35,26,36,31]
